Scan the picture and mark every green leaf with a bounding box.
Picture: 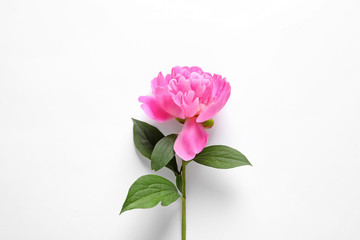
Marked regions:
[165,157,179,175]
[132,118,164,159]
[132,118,179,175]
[176,117,185,124]
[176,175,182,193]
[120,174,180,214]
[193,145,251,169]
[151,134,177,171]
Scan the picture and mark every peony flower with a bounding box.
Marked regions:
[139,66,231,160]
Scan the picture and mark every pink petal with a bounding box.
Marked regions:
[173,91,183,107]
[138,96,173,122]
[151,77,157,94]
[184,90,195,104]
[174,117,209,161]
[177,77,191,92]
[196,81,231,122]
[151,72,167,94]
[155,88,185,119]
[190,66,203,73]
[171,66,182,78]
[169,79,178,92]
[183,97,200,118]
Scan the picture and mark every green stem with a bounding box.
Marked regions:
[182,160,187,240]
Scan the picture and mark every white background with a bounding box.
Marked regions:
[1,0,360,239]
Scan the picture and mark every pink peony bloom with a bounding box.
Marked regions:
[139,66,231,160]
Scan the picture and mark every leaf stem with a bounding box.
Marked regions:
[182,160,187,240]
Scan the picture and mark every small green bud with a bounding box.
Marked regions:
[201,119,214,129]
[176,118,186,124]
